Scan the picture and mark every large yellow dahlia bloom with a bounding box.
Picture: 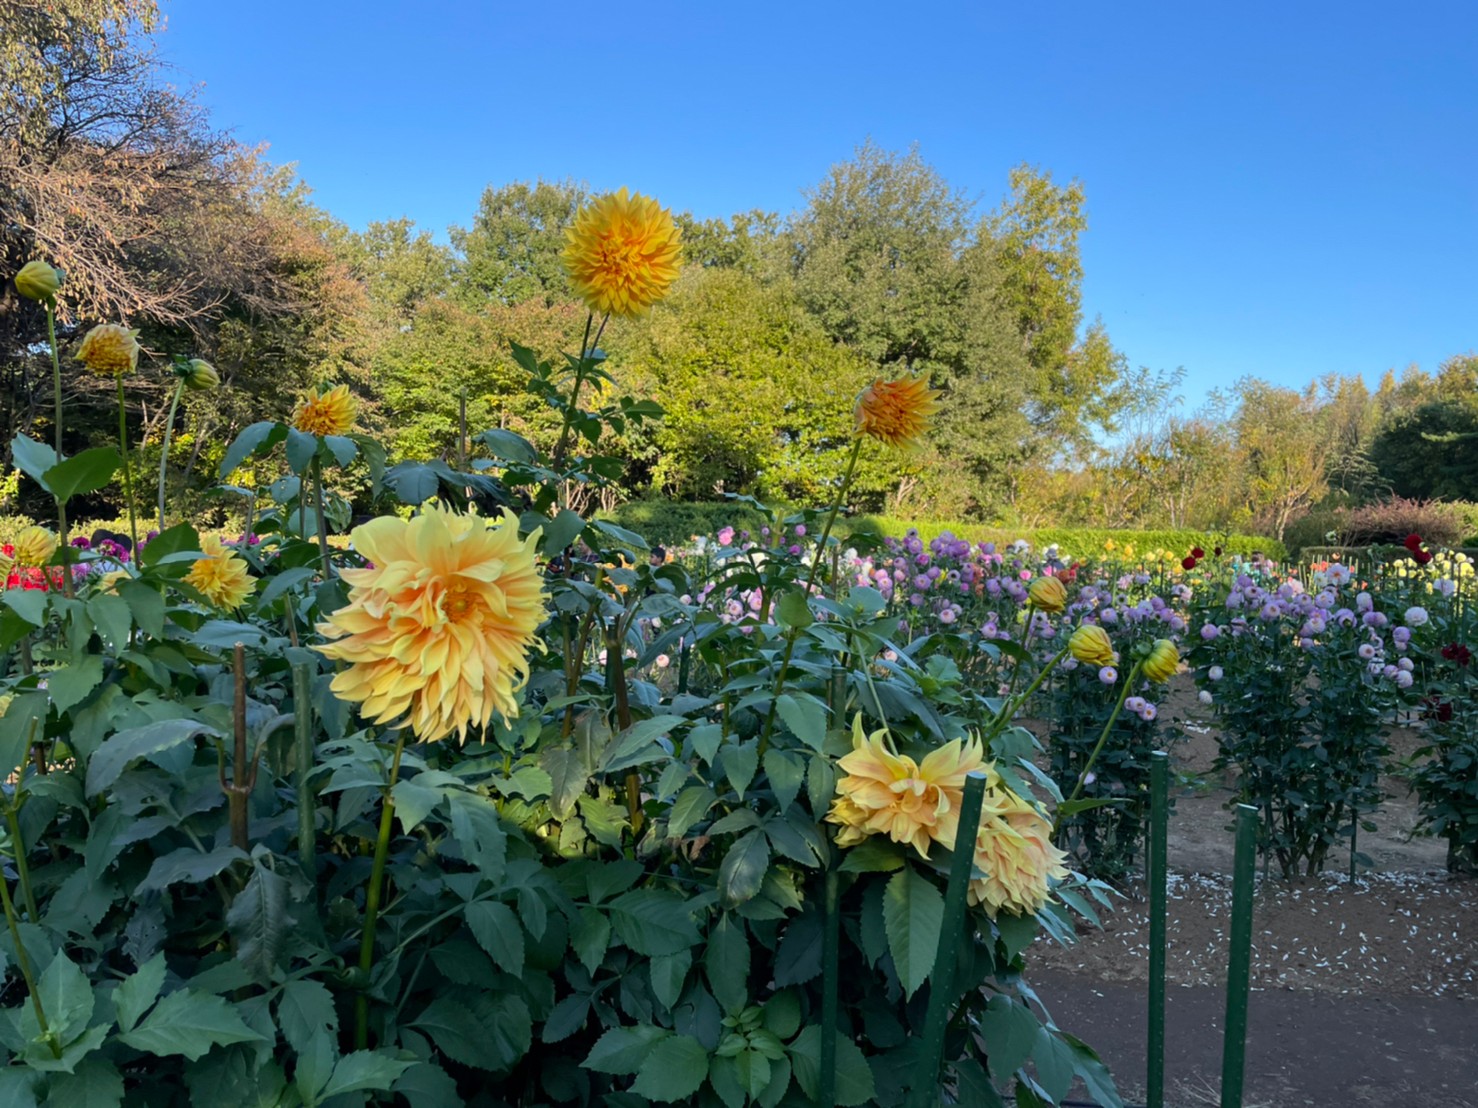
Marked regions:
[968,780,1070,917]
[11,525,57,567]
[77,324,141,376]
[315,506,547,743]
[292,384,357,437]
[184,535,254,609]
[562,188,682,317]
[854,376,941,451]
[827,715,985,858]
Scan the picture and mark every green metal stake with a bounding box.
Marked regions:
[1221,803,1258,1108]
[1147,751,1170,1108]
[819,866,841,1108]
[912,770,990,1108]
[292,663,316,878]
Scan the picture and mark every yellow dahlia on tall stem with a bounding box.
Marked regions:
[315,505,548,744]
[562,188,682,318]
[854,375,942,451]
[292,384,357,437]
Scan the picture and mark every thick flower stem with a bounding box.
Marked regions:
[116,374,139,554]
[551,312,603,478]
[757,439,864,758]
[4,802,40,921]
[1058,660,1145,828]
[0,865,56,1057]
[311,457,331,579]
[44,305,74,599]
[355,730,407,1051]
[157,379,186,532]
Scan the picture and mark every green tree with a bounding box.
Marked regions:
[1232,379,1331,541]
[450,178,585,306]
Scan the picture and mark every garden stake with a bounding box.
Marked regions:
[913,770,989,1108]
[819,864,841,1108]
[221,644,259,852]
[1147,751,1170,1108]
[1221,803,1258,1108]
[292,662,316,877]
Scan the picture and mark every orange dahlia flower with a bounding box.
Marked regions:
[315,505,547,743]
[968,786,1070,917]
[854,375,941,451]
[562,188,682,317]
[292,384,357,437]
[77,324,141,376]
[828,715,986,858]
[184,534,254,609]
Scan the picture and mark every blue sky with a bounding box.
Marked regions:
[157,0,1477,410]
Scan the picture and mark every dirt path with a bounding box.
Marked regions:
[1024,675,1478,1106]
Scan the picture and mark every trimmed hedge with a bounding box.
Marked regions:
[604,499,1285,560]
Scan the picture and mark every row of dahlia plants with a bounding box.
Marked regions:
[0,199,1159,1106]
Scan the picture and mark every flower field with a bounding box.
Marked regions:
[1,197,1474,1108]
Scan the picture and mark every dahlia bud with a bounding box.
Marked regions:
[1069,624,1117,667]
[182,358,219,391]
[15,260,63,303]
[1143,639,1181,683]
[1027,575,1067,613]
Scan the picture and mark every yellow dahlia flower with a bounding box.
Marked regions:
[968,788,1069,917]
[828,715,986,858]
[12,525,57,567]
[292,384,357,437]
[1143,639,1180,683]
[1027,576,1067,613]
[315,505,547,744]
[853,376,942,451]
[562,188,682,317]
[77,323,142,376]
[825,794,871,848]
[1069,624,1117,667]
[15,261,62,303]
[94,569,132,595]
[184,535,254,609]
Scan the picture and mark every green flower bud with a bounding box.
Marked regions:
[183,358,219,391]
[15,260,62,303]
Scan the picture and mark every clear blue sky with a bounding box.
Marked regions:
[157,0,1476,410]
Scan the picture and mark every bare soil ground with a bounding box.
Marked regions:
[1023,675,1478,1106]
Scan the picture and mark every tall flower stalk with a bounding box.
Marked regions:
[354,730,406,1049]
[17,263,73,597]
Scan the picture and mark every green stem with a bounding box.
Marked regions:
[1003,602,1037,701]
[989,642,1073,741]
[1058,660,1144,826]
[355,731,407,1050]
[0,862,56,1056]
[44,304,73,598]
[157,379,185,533]
[116,374,138,553]
[311,457,331,579]
[757,439,864,758]
[293,664,316,879]
[4,803,39,921]
[550,312,597,477]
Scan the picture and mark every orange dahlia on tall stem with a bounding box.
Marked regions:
[562,187,682,319]
[854,374,942,451]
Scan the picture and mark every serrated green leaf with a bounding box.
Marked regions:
[226,864,291,984]
[788,1026,876,1106]
[630,1034,709,1102]
[581,1024,669,1074]
[705,914,749,1014]
[411,989,531,1073]
[774,694,826,752]
[668,786,715,839]
[979,995,1038,1081]
[718,830,770,907]
[883,867,944,999]
[321,1051,413,1098]
[85,718,221,797]
[119,989,265,1060]
[608,889,700,956]
[466,901,524,977]
[114,953,166,1033]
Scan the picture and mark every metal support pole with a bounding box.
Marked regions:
[912,770,990,1108]
[1221,803,1258,1108]
[1147,751,1169,1108]
[819,866,840,1108]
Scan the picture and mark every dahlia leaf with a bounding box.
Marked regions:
[883,867,944,999]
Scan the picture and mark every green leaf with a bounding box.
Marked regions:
[136,846,248,893]
[774,589,813,629]
[321,1051,414,1098]
[979,995,1038,1081]
[277,979,338,1056]
[3,587,49,627]
[466,901,524,977]
[259,566,318,605]
[600,714,683,774]
[775,694,826,752]
[1032,1027,1076,1103]
[608,889,701,956]
[837,838,904,874]
[85,719,221,797]
[630,1034,709,1102]
[117,581,165,638]
[582,1024,669,1074]
[883,867,944,999]
[649,948,691,1010]
[321,434,359,468]
[393,1062,464,1108]
[569,907,610,974]
[114,953,166,1033]
[763,749,805,812]
[43,1058,124,1108]
[668,786,716,838]
[39,952,94,1042]
[478,428,538,464]
[84,594,131,651]
[718,830,770,907]
[44,447,120,505]
[410,989,531,1073]
[540,744,587,819]
[542,995,590,1044]
[119,989,265,1060]
[705,914,750,1013]
[1062,1032,1124,1108]
[788,1026,876,1106]
[12,433,58,489]
[446,792,507,879]
[218,421,287,478]
[46,657,104,716]
[721,740,759,799]
[391,779,443,833]
[226,864,291,984]
[285,427,319,474]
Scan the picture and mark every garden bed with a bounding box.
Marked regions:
[1026,674,1477,1105]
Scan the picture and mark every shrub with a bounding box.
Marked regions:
[1339,496,1462,549]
